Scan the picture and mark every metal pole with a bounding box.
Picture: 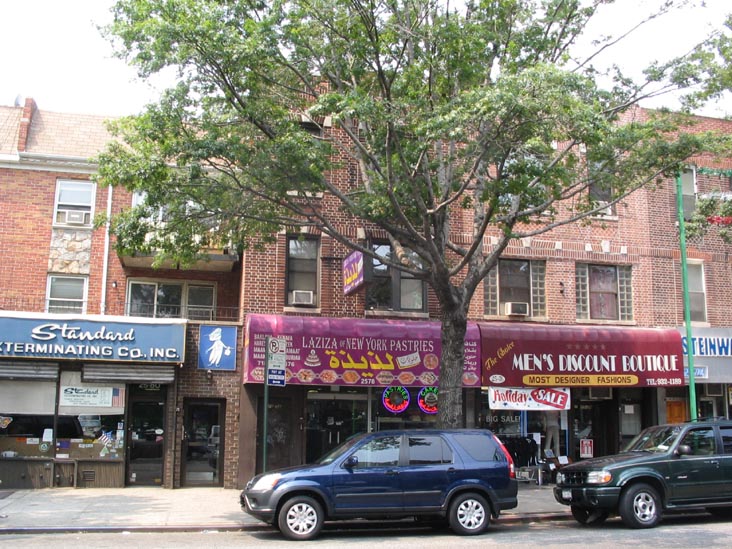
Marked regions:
[262,336,270,472]
[676,173,698,420]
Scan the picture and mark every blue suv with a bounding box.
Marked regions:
[240,429,518,540]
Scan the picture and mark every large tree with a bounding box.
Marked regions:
[97,0,732,427]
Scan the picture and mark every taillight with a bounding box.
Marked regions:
[495,436,516,479]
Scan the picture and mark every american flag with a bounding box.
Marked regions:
[112,387,125,407]
[97,431,112,445]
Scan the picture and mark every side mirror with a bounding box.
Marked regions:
[344,455,359,468]
[676,444,692,456]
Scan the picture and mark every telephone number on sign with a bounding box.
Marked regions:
[646,378,683,386]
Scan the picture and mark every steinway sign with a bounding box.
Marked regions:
[0,312,186,363]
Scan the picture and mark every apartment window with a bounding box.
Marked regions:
[128,281,215,319]
[484,259,546,317]
[587,154,616,216]
[47,275,86,313]
[54,180,94,227]
[366,243,426,312]
[576,264,633,321]
[687,263,707,322]
[286,236,319,307]
[680,168,696,220]
[589,178,615,216]
[131,190,168,223]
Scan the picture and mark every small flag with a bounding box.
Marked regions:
[112,387,125,407]
[97,431,112,445]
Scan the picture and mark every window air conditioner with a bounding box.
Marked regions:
[64,210,88,225]
[292,290,314,305]
[589,387,613,400]
[504,302,529,316]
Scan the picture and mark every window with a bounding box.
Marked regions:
[131,190,168,223]
[587,154,616,216]
[687,263,707,322]
[680,168,696,220]
[721,427,732,454]
[680,428,716,456]
[351,436,401,468]
[47,275,86,313]
[576,264,633,321]
[484,259,546,317]
[54,179,94,227]
[366,243,426,312]
[286,236,319,307]
[408,436,453,465]
[128,281,215,319]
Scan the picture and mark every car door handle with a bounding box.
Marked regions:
[385,469,399,475]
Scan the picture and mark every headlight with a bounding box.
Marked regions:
[251,473,282,491]
[556,472,565,484]
[586,470,612,484]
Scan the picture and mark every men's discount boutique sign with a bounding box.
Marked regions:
[479,323,685,388]
[243,314,481,387]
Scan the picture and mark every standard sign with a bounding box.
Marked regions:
[266,336,287,386]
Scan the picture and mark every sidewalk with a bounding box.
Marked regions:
[0,482,570,534]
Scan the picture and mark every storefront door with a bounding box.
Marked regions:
[127,385,167,486]
[183,400,223,486]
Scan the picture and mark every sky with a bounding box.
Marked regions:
[0,0,730,117]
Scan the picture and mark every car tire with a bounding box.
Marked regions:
[571,506,609,525]
[448,493,490,535]
[619,483,661,529]
[277,495,324,541]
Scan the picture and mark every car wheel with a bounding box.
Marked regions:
[277,495,324,541]
[707,506,732,519]
[619,483,661,529]
[571,506,609,525]
[448,493,490,535]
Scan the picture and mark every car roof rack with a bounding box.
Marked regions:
[687,416,728,423]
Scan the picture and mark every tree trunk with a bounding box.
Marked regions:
[436,311,468,429]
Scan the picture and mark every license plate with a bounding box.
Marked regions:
[562,489,572,500]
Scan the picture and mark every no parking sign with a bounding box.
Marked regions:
[580,438,594,458]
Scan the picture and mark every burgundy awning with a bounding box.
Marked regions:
[479,323,685,388]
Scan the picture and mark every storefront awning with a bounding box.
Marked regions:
[243,314,481,387]
[479,323,684,388]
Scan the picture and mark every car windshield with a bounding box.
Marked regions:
[623,425,682,453]
[314,433,365,465]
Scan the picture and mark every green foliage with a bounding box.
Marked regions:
[97,0,732,425]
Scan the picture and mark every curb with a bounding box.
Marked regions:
[0,513,572,535]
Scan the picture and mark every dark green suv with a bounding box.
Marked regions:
[554,419,732,528]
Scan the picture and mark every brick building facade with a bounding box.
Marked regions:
[1,97,732,490]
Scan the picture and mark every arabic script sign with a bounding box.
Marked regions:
[243,314,481,387]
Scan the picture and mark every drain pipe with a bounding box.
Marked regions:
[100,185,113,314]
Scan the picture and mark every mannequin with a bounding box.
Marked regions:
[544,410,561,457]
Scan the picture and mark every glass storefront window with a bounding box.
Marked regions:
[0,413,123,459]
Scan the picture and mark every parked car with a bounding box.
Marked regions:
[241,428,517,540]
[554,418,732,528]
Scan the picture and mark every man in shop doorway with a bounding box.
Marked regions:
[544,410,560,458]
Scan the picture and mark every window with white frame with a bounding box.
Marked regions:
[687,263,707,322]
[47,275,86,313]
[54,180,95,227]
[366,243,426,312]
[680,168,696,220]
[131,190,169,223]
[127,281,215,320]
[286,236,319,307]
[575,263,633,321]
[484,259,546,317]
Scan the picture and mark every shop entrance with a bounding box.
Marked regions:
[305,391,369,463]
[127,384,167,486]
[182,400,223,486]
